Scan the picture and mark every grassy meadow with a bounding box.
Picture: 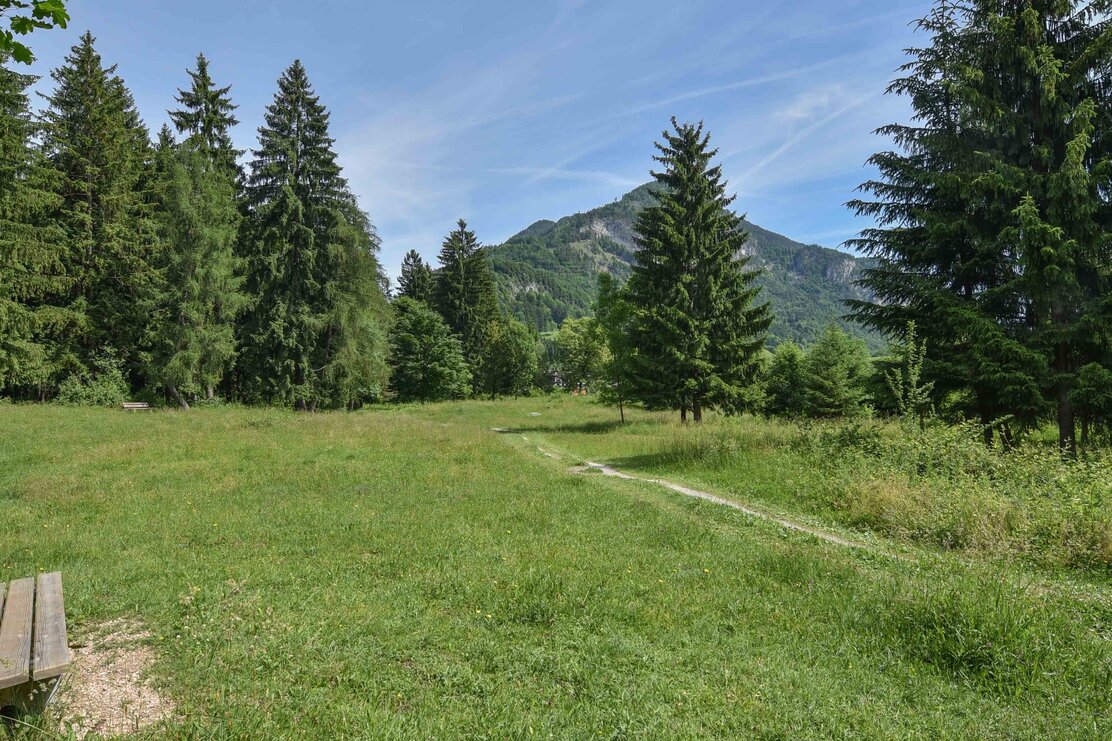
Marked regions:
[2,398,1111,738]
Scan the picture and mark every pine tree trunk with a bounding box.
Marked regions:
[693,399,703,424]
[168,384,190,410]
[1055,336,1076,457]
[978,399,994,447]
[1058,377,1076,456]
[680,405,688,424]
[619,395,625,425]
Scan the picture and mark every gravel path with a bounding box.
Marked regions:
[495,426,883,555]
[582,461,864,550]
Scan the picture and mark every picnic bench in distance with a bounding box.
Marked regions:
[0,574,71,717]
[122,402,151,411]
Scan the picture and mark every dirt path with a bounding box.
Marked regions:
[495,427,882,554]
[495,427,1112,605]
[581,461,867,551]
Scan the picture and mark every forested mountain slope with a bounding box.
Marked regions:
[487,184,880,349]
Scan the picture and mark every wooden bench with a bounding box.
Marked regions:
[122,402,151,411]
[0,574,71,716]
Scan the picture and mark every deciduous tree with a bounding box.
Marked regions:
[388,297,470,402]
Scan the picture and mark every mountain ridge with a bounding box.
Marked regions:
[486,184,881,350]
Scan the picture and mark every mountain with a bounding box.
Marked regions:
[486,184,882,350]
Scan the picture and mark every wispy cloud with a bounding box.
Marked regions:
[731,92,878,180]
[489,166,643,189]
[623,55,858,116]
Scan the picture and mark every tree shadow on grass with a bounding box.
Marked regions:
[601,453,685,474]
[496,420,628,436]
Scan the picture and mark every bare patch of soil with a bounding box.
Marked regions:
[57,619,175,739]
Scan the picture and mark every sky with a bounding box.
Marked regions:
[23,0,933,281]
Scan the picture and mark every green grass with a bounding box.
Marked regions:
[451,397,1112,574]
[2,400,1111,738]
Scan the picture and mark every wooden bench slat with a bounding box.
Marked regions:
[0,578,34,690]
[32,573,69,681]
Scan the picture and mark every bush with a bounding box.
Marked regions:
[56,354,130,407]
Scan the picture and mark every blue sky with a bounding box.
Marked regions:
[25,0,932,281]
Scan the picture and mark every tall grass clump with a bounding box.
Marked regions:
[793,420,1112,570]
[858,571,1112,700]
[655,416,797,469]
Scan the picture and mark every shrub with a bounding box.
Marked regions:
[56,353,130,407]
[794,419,1112,569]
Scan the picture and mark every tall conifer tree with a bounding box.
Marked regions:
[398,249,434,303]
[626,119,771,422]
[433,219,501,369]
[240,60,388,410]
[144,58,247,406]
[147,125,245,407]
[0,57,69,397]
[851,1,1112,451]
[169,53,242,180]
[971,1,1112,454]
[39,31,157,388]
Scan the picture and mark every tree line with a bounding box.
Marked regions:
[6,1,1112,448]
[390,220,538,403]
[0,34,540,409]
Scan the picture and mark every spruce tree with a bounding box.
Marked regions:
[850,1,1112,451]
[39,31,157,389]
[389,297,471,402]
[0,56,68,398]
[241,60,389,410]
[432,219,501,371]
[968,1,1112,454]
[626,119,771,422]
[169,52,242,180]
[397,249,434,303]
[849,1,1009,440]
[147,125,244,407]
[802,326,872,419]
[764,342,806,418]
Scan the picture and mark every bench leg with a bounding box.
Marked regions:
[0,677,63,718]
